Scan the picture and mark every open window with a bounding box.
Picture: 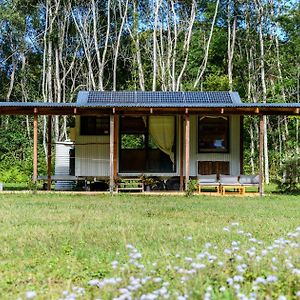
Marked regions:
[119,116,176,173]
[198,116,229,153]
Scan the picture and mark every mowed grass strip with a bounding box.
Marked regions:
[0,193,299,298]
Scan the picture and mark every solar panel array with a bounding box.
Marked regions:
[86,91,236,106]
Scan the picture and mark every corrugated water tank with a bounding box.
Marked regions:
[55,141,75,191]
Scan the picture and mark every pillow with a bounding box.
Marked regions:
[198,174,217,184]
[239,175,259,184]
[219,175,239,184]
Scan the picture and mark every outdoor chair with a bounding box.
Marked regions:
[197,174,220,193]
[239,175,260,193]
[219,175,245,195]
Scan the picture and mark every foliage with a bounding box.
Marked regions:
[0,166,28,183]
[276,155,300,193]
[185,179,197,197]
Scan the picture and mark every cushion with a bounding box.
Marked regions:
[239,175,259,184]
[198,174,217,184]
[219,175,239,184]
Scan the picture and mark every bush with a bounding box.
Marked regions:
[276,155,300,193]
[0,166,29,183]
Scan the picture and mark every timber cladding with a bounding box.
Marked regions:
[198,161,230,176]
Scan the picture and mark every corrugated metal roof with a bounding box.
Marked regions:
[0,91,299,116]
[0,102,76,107]
[77,91,241,107]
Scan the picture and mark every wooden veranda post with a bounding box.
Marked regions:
[110,114,115,194]
[259,114,264,196]
[180,115,184,191]
[185,113,190,191]
[33,112,38,183]
[240,116,244,174]
[113,115,118,179]
[47,115,52,191]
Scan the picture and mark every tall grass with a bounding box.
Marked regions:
[0,193,299,299]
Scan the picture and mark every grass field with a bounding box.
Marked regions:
[0,192,299,299]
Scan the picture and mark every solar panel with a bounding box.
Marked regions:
[84,91,237,106]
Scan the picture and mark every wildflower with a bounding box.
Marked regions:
[185,257,193,262]
[237,293,247,300]
[271,265,278,271]
[208,255,217,262]
[231,222,239,226]
[89,279,100,286]
[72,286,85,296]
[219,286,226,292]
[25,291,37,299]
[224,249,232,255]
[191,263,206,269]
[296,291,300,297]
[223,227,230,232]
[186,236,193,241]
[236,265,246,274]
[235,255,243,261]
[254,277,266,285]
[233,275,244,282]
[205,243,212,248]
[197,253,206,259]
[292,268,300,275]
[255,256,261,262]
[266,275,277,282]
[227,278,233,286]
[278,296,287,300]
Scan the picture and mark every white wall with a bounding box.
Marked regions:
[188,115,241,176]
[75,117,111,177]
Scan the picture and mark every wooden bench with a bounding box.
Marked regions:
[219,175,245,195]
[220,185,245,195]
[197,174,220,194]
[116,178,144,193]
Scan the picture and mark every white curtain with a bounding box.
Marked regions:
[148,116,175,163]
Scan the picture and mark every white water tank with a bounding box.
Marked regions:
[55,141,75,191]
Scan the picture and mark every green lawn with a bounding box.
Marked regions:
[0,193,299,299]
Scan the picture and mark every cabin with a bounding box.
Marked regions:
[72,91,242,187]
[0,90,299,195]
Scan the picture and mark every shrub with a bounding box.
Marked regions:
[276,155,300,193]
[0,166,29,183]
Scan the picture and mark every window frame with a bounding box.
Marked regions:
[198,116,230,153]
[80,116,110,136]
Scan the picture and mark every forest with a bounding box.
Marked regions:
[0,0,299,184]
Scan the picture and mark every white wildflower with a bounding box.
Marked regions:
[25,291,37,299]
[266,275,277,282]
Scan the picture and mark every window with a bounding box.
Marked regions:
[198,116,229,153]
[80,116,110,135]
[119,116,175,173]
